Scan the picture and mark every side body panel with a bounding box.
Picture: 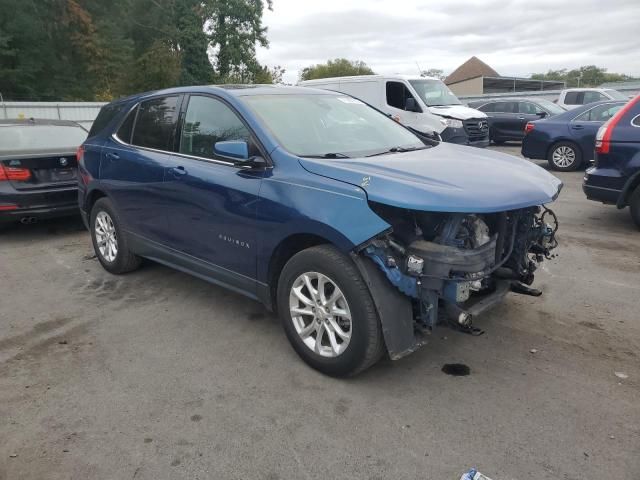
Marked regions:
[254,149,391,284]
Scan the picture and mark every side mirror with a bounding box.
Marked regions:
[405,98,420,112]
[214,140,249,161]
[536,111,548,118]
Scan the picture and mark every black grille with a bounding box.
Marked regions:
[463,118,489,142]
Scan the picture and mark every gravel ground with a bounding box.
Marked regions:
[1,143,639,480]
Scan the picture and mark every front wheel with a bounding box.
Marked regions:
[277,245,385,377]
[630,187,640,230]
[548,141,582,171]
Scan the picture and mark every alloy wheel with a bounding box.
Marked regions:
[552,145,576,168]
[95,211,118,262]
[288,272,352,358]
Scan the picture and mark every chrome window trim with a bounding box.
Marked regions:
[630,114,640,128]
[570,102,624,123]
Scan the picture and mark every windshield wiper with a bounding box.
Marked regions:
[300,152,351,159]
[366,146,427,157]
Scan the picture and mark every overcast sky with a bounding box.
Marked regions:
[256,0,640,84]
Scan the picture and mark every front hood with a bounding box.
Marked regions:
[429,104,487,120]
[298,143,562,213]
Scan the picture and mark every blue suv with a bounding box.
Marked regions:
[79,86,562,376]
[583,95,640,228]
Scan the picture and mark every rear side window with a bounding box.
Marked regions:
[131,96,180,151]
[179,96,250,160]
[89,103,125,137]
[519,102,544,114]
[493,102,516,113]
[386,82,419,111]
[478,103,495,112]
[632,114,640,127]
[583,91,605,104]
[116,106,137,143]
[564,92,582,105]
[575,104,623,122]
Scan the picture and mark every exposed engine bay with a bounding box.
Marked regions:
[354,202,558,357]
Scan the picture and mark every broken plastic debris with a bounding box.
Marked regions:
[614,372,628,379]
[460,468,494,480]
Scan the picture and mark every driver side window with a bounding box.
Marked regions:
[386,82,419,111]
[179,96,251,160]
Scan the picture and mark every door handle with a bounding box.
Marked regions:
[170,166,187,177]
[571,125,584,130]
[105,152,120,161]
[517,116,526,120]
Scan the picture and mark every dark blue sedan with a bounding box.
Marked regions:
[522,100,626,171]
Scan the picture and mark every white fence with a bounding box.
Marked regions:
[459,85,640,104]
[0,101,106,130]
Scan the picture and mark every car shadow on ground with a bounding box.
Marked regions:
[0,215,86,240]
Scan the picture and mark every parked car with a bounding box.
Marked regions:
[299,75,490,147]
[468,98,566,144]
[583,95,640,228]
[79,86,561,376]
[556,88,628,110]
[0,118,88,228]
[521,100,626,171]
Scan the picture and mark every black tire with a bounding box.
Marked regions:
[630,187,640,230]
[90,197,142,274]
[547,141,582,171]
[277,245,385,377]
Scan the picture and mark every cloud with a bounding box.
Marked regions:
[256,0,640,84]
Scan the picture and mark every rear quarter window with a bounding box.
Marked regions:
[89,103,125,137]
[131,96,181,151]
[632,114,640,128]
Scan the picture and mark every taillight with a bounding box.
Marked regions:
[0,164,31,182]
[596,94,640,154]
[76,145,85,163]
[524,122,535,134]
[595,123,609,154]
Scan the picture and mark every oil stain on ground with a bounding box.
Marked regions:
[441,364,471,376]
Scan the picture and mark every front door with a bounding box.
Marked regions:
[161,95,264,285]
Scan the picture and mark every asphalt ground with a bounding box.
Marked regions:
[1,143,638,480]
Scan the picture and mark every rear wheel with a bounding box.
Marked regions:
[277,245,385,377]
[630,187,640,230]
[90,197,141,274]
[548,141,582,171]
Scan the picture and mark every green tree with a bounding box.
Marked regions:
[532,65,636,88]
[300,58,375,81]
[421,68,446,80]
[206,0,273,82]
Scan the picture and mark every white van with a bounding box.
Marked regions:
[299,75,490,147]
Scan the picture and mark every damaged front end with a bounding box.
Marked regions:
[352,203,559,360]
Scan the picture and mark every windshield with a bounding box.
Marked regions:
[243,94,425,157]
[605,89,629,100]
[0,125,87,152]
[535,99,566,115]
[408,79,462,106]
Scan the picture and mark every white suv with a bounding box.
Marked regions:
[557,88,628,110]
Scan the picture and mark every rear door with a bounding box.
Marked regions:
[99,95,182,242]
[516,102,543,138]
[570,103,624,160]
[488,101,520,140]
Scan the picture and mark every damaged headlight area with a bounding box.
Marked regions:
[357,203,558,353]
